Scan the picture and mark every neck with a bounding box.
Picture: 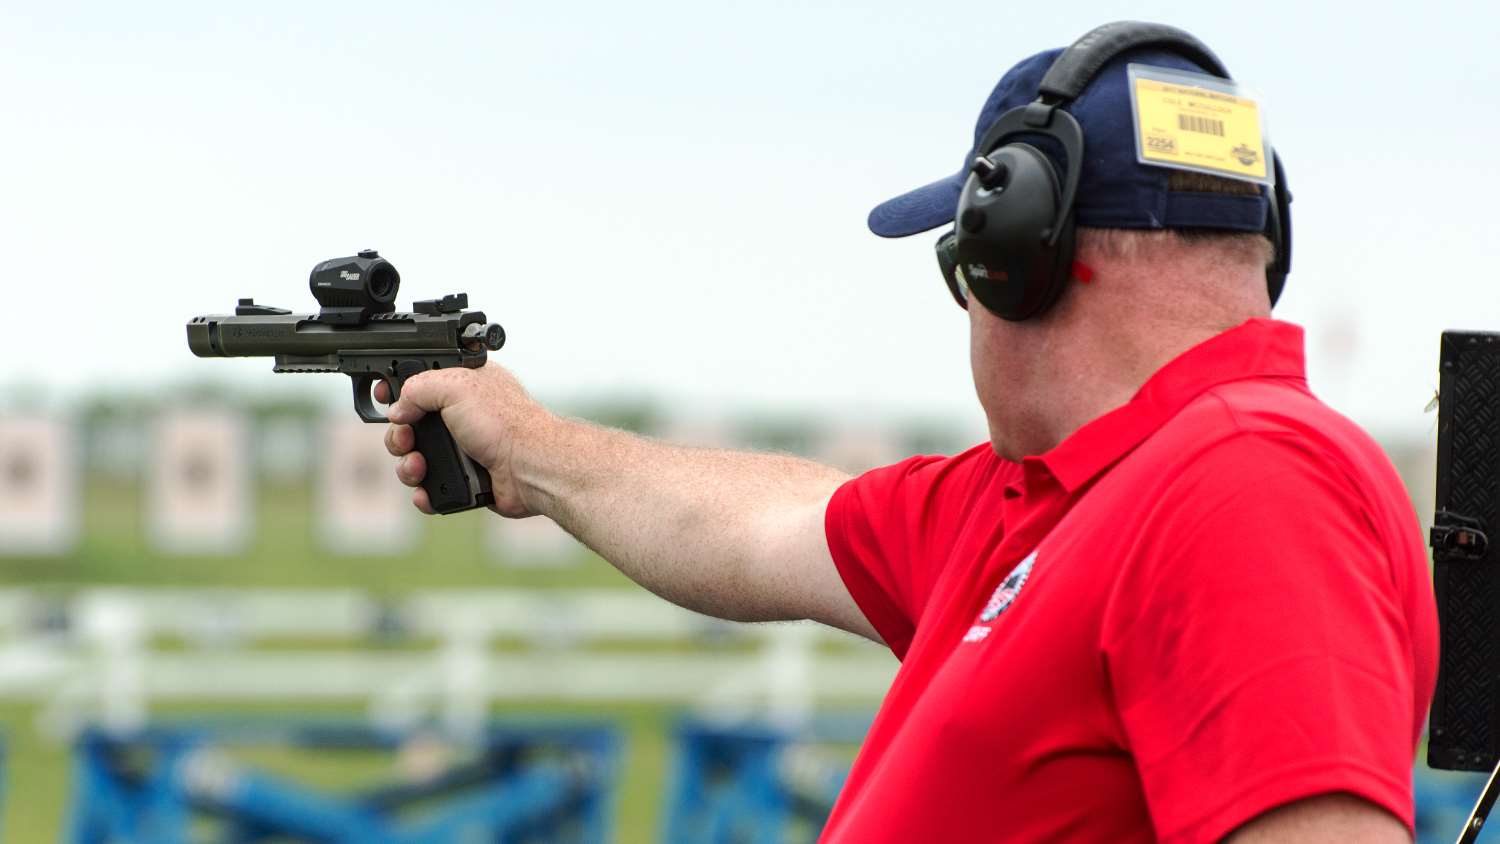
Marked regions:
[988,319,1241,459]
[976,251,1270,461]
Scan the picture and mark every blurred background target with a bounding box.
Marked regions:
[146,409,252,555]
[0,415,77,556]
[317,418,418,555]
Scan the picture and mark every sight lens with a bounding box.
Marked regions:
[367,264,399,303]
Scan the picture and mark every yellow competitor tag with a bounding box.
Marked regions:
[1128,64,1271,185]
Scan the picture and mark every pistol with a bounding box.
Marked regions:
[186,250,505,514]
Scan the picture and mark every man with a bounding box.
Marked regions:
[380,25,1438,843]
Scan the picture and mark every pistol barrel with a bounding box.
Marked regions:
[186,310,490,359]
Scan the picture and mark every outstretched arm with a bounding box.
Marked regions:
[379,364,880,642]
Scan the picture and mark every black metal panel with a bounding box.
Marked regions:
[1430,331,1500,770]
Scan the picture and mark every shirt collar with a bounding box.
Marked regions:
[1027,318,1307,495]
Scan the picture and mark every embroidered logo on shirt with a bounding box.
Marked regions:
[979,550,1037,623]
[962,626,991,643]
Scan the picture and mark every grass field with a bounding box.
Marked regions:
[1,478,633,591]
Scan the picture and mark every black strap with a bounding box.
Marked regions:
[1037,21,1228,102]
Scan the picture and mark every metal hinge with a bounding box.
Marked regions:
[1432,510,1489,561]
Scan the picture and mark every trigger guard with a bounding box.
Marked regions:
[351,373,392,423]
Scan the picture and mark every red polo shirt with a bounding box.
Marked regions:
[821,319,1438,843]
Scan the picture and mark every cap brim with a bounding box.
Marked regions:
[867,171,965,238]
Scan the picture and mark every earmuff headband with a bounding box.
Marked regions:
[1036,22,1228,102]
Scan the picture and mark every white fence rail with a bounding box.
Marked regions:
[0,588,897,736]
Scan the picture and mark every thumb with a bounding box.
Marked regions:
[387,370,468,425]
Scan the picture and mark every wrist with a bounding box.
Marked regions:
[506,405,571,517]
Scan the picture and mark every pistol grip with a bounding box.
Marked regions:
[411,411,495,515]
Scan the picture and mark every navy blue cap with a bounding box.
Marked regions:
[868,47,1270,238]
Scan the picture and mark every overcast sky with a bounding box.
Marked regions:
[3,0,1497,442]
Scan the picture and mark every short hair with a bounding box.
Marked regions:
[1076,171,1275,267]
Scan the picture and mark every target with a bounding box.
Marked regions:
[316,418,417,554]
[147,409,251,554]
[0,415,77,555]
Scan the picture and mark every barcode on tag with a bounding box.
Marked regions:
[1177,113,1225,136]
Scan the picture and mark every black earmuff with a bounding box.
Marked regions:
[942,21,1292,321]
[954,101,1084,320]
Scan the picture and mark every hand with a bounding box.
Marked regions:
[376,364,546,516]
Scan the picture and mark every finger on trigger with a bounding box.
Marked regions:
[374,379,392,404]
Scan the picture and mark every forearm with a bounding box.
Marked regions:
[382,365,871,636]
[514,415,851,623]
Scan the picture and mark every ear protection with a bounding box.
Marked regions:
[939,22,1292,321]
